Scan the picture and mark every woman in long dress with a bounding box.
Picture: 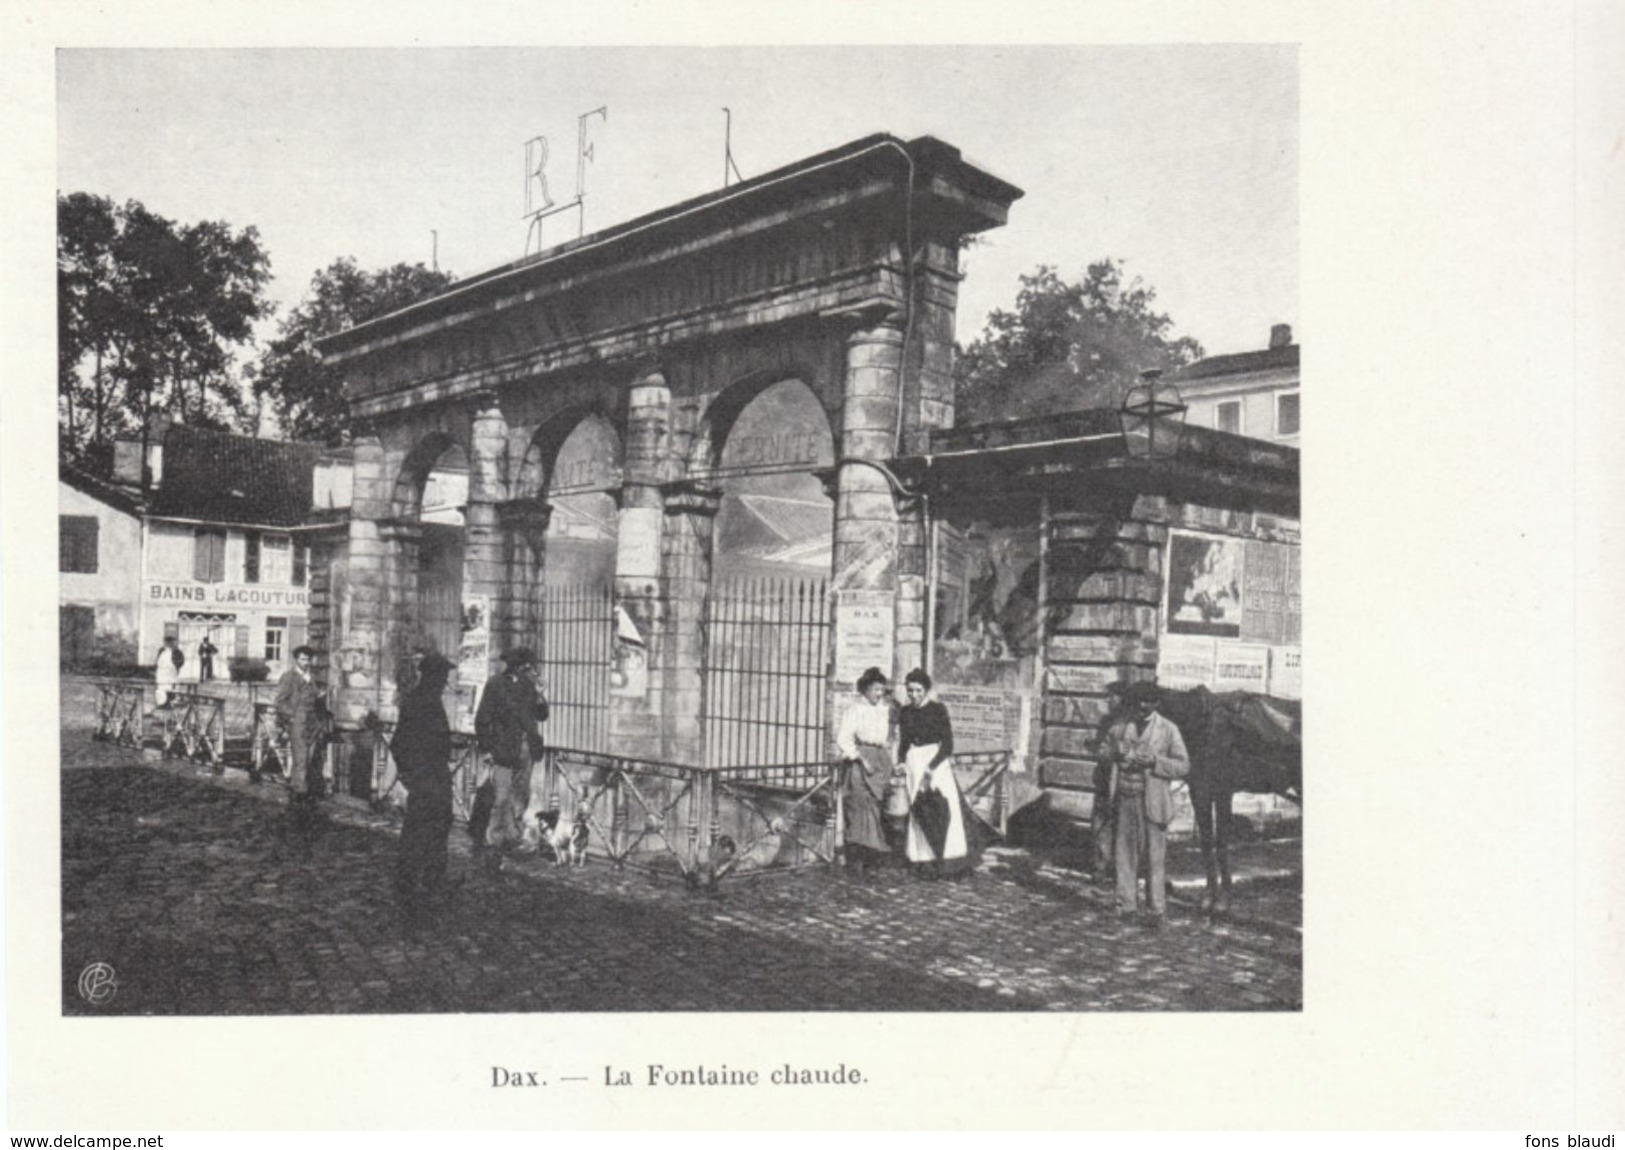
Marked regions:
[897,668,973,878]
[834,666,896,875]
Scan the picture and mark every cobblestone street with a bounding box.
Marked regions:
[60,716,1302,1015]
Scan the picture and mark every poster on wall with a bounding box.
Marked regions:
[1213,642,1270,693]
[833,589,894,685]
[610,602,648,697]
[1157,633,1218,690]
[1270,645,1302,699]
[1166,531,1246,637]
[457,595,490,680]
[931,520,1040,689]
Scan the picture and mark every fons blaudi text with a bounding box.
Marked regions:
[1525,1138,1614,1148]
[490,1063,864,1088]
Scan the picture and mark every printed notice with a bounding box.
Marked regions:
[833,590,893,685]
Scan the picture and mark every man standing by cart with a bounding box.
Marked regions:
[471,647,549,873]
[1098,680,1190,928]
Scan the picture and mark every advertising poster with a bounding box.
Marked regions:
[1166,530,1246,637]
[833,589,893,685]
[1213,641,1270,692]
[455,594,490,730]
[610,601,648,697]
[1157,633,1218,689]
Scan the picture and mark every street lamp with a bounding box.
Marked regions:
[1118,368,1188,460]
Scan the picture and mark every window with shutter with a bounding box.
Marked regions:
[244,531,261,583]
[265,616,288,664]
[262,534,292,584]
[59,516,99,574]
[193,528,226,583]
[293,542,308,587]
[1276,391,1300,437]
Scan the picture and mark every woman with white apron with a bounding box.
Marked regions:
[897,668,973,878]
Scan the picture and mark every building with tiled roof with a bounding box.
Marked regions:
[82,424,323,681]
[147,424,318,529]
[1171,323,1300,446]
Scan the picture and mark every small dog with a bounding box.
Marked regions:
[539,806,590,866]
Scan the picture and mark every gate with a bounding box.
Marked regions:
[533,581,613,754]
[702,578,831,768]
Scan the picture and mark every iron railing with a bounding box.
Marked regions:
[532,582,613,754]
[702,578,831,769]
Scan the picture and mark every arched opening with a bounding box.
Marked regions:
[414,441,469,662]
[701,378,836,768]
[543,412,621,585]
[513,411,622,754]
[710,378,835,579]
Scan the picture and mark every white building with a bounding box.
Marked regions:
[1172,323,1300,446]
[131,425,319,682]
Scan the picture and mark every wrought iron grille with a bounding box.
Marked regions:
[702,578,831,769]
[533,581,613,754]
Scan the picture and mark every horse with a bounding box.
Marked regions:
[1144,685,1302,914]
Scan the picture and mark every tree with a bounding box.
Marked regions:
[954,259,1204,425]
[57,193,272,467]
[253,258,455,445]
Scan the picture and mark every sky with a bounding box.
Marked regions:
[56,45,1296,359]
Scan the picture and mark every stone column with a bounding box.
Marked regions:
[497,498,553,649]
[662,481,722,765]
[609,369,671,761]
[904,240,964,452]
[463,395,511,652]
[831,316,908,687]
[377,518,424,722]
[1037,493,1171,813]
[330,436,387,727]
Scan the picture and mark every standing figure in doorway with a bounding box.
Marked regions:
[833,667,896,876]
[897,668,973,879]
[392,648,456,934]
[472,647,549,874]
[197,634,218,682]
[1098,680,1190,928]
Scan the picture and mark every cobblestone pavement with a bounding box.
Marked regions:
[60,726,1302,1015]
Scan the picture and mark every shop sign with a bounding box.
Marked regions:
[146,580,308,610]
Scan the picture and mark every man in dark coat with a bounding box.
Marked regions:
[471,647,549,872]
[392,649,456,933]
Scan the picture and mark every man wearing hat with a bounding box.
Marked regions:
[392,647,457,932]
[1098,679,1190,926]
[471,646,549,871]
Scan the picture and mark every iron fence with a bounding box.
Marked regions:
[531,582,613,754]
[702,578,831,769]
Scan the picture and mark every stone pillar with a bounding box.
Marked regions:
[662,481,722,765]
[609,369,672,761]
[333,435,389,727]
[497,498,553,649]
[1037,493,1171,806]
[377,518,424,721]
[830,316,910,695]
[464,395,511,652]
[905,240,964,451]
